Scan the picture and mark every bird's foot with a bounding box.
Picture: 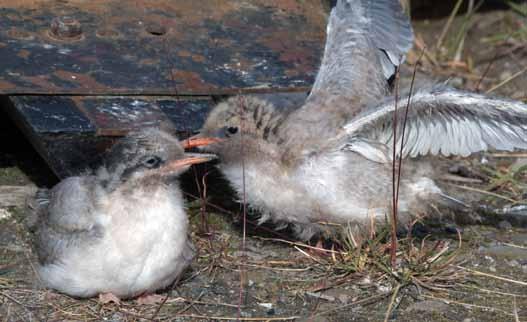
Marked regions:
[135,293,167,305]
[98,293,121,305]
[308,239,332,257]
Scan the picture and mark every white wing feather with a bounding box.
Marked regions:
[342,87,527,162]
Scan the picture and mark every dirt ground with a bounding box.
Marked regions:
[1,4,527,322]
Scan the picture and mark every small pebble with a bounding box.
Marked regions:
[484,255,495,263]
[258,302,273,309]
[0,208,11,220]
[507,259,520,268]
[377,284,392,293]
[498,220,512,230]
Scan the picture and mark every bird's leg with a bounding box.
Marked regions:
[98,293,121,305]
[135,293,167,305]
[308,238,332,258]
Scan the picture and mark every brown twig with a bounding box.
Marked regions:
[475,50,498,92]
[390,66,401,269]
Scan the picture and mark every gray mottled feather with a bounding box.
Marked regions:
[342,87,527,161]
[33,177,103,264]
[308,0,413,103]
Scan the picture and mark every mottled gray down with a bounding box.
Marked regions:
[31,177,102,266]
[30,128,196,300]
[196,0,527,240]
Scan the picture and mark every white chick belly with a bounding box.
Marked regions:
[220,164,314,225]
[295,153,391,224]
[40,189,190,299]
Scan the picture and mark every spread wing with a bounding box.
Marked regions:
[340,87,527,163]
[279,0,413,148]
[308,0,413,104]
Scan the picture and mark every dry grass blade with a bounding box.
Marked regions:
[294,246,325,265]
[423,294,519,317]
[455,266,527,286]
[383,283,401,322]
[513,296,520,322]
[506,0,527,16]
[490,152,527,158]
[459,284,527,298]
[255,237,347,255]
[436,0,464,50]
[486,66,527,93]
[446,183,517,203]
[502,242,527,250]
[171,314,299,320]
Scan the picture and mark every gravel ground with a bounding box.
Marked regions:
[1,6,526,322]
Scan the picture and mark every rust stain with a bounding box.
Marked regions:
[17,49,30,59]
[6,28,35,40]
[2,0,325,94]
[178,50,206,63]
[96,129,130,136]
[0,0,326,25]
[54,70,109,91]
[170,69,217,92]
[191,54,206,63]
[70,96,98,126]
[0,80,16,90]
[78,56,98,64]
[19,75,61,90]
[138,58,160,65]
[178,50,192,57]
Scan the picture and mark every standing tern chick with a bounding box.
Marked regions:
[188,0,527,240]
[30,128,215,303]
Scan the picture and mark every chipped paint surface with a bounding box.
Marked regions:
[5,95,217,177]
[5,92,305,178]
[0,1,326,95]
[1,1,325,177]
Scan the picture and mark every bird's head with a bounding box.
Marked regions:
[183,96,283,164]
[100,128,215,188]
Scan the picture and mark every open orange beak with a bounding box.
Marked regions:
[180,136,222,149]
[158,153,217,174]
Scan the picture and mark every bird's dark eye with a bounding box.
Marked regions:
[226,126,238,136]
[142,156,162,168]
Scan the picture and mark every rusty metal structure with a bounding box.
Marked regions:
[0,0,329,178]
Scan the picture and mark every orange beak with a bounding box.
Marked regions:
[180,136,222,149]
[158,153,217,174]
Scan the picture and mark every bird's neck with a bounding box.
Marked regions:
[276,94,371,159]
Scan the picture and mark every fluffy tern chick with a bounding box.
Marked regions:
[30,128,215,303]
[188,0,527,240]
